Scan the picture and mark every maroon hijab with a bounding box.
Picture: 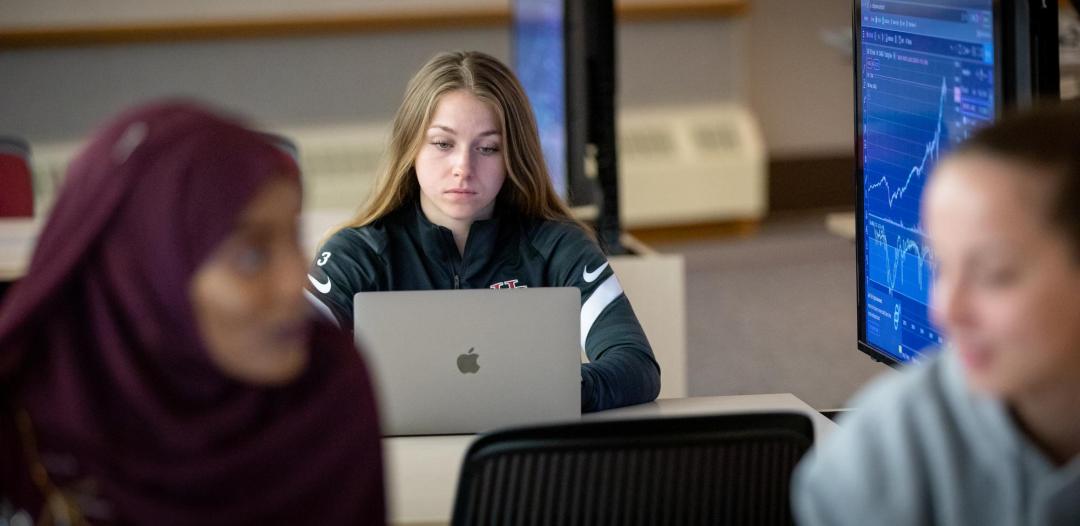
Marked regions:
[0,102,384,525]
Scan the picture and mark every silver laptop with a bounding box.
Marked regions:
[353,288,581,436]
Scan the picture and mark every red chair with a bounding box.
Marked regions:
[1,137,34,218]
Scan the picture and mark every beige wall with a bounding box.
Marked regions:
[746,0,854,156]
[0,13,746,144]
[1,0,503,27]
[0,28,508,142]
[1,1,855,155]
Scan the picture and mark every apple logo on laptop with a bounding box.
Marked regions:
[457,347,480,374]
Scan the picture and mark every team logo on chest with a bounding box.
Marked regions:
[489,279,527,289]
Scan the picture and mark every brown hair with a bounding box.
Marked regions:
[950,103,1080,256]
[338,50,587,235]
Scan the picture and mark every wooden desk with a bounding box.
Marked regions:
[383,393,834,525]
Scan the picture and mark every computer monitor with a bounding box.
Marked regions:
[513,0,623,252]
[512,0,575,202]
[854,0,1059,365]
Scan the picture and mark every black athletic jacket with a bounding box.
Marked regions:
[305,200,661,412]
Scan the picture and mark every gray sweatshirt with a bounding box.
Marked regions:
[793,351,1080,526]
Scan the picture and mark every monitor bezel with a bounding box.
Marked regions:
[853,0,1006,366]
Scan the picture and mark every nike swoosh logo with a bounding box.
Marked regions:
[307,274,332,294]
[583,262,609,283]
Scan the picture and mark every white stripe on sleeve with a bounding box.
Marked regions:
[579,274,624,349]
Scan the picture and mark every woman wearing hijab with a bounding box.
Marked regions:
[0,102,384,525]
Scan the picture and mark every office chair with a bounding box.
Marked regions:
[451,412,814,526]
[0,137,34,218]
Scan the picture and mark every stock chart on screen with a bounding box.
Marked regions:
[859,0,995,362]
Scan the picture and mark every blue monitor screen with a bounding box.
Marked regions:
[513,0,568,199]
[858,0,995,363]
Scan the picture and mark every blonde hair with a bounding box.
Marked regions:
[339,50,587,234]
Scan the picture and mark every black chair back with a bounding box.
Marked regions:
[452,412,814,526]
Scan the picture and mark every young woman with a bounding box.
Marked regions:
[306,51,660,412]
[0,102,384,525]
[793,106,1080,525]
